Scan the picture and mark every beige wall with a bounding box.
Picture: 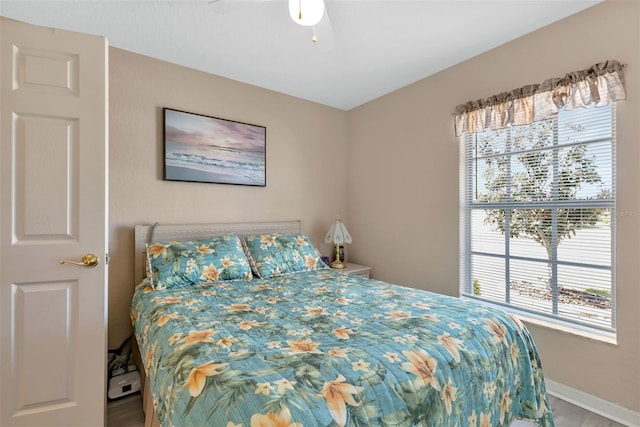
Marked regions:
[108,0,639,413]
[108,48,349,349]
[348,0,640,413]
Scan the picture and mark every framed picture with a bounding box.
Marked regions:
[163,108,266,186]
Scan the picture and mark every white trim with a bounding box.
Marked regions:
[545,379,640,426]
[461,296,618,345]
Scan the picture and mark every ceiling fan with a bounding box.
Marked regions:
[209,0,336,51]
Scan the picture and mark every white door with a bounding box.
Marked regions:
[0,17,108,426]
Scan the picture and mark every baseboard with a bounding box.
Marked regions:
[545,379,640,427]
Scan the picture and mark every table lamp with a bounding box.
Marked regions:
[324,216,352,269]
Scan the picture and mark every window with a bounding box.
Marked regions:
[460,105,615,333]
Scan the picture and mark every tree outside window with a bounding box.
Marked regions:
[463,105,615,331]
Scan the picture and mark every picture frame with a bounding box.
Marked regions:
[163,108,266,186]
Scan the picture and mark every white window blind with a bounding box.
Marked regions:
[460,104,615,332]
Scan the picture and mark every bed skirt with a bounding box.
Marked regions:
[142,374,161,427]
[133,336,160,427]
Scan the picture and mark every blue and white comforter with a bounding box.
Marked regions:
[131,269,554,427]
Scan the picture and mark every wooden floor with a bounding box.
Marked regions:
[106,394,145,427]
[107,393,627,427]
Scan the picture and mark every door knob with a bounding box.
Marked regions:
[60,254,99,268]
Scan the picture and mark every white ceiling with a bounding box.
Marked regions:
[0,0,601,110]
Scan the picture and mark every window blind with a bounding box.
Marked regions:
[460,104,615,332]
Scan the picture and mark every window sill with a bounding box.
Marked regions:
[463,296,617,345]
[515,312,617,346]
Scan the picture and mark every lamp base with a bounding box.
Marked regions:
[330,260,347,269]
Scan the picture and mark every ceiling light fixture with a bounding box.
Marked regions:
[289,0,325,27]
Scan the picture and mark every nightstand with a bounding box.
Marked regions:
[334,262,372,279]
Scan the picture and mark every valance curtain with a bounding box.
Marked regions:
[453,60,626,137]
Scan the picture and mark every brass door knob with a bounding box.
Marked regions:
[60,254,99,268]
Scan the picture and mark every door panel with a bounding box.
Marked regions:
[16,114,79,241]
[15,47,79,96]
[1,17,108,426]
[13,281,77,411]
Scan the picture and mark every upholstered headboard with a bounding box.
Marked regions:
[134,221,302,283]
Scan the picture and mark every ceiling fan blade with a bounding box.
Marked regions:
[208,0,270,15]
[312,9,336,51]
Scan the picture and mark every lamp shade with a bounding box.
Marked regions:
[289,0,325,26]
[324,219,352,245]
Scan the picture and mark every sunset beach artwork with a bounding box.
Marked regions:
[163,108,266,186]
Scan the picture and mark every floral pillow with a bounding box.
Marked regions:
[146,233,252,290]
[243,233,328,278]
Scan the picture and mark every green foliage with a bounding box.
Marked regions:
[472,278,481,296]
[381,409,413,427]
[585,288,611,297]
[478,118,610,261]
[349,402,382,426]
[359,364,387,387]
[292,357,325,389]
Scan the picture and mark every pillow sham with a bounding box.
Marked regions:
[243,233,328,278]
[146,233,252,290]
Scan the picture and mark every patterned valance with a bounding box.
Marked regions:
[453,60,626,137]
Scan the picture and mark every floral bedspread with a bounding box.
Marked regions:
[131,269,554,427]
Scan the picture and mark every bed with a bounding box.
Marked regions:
[131,221,554,427]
